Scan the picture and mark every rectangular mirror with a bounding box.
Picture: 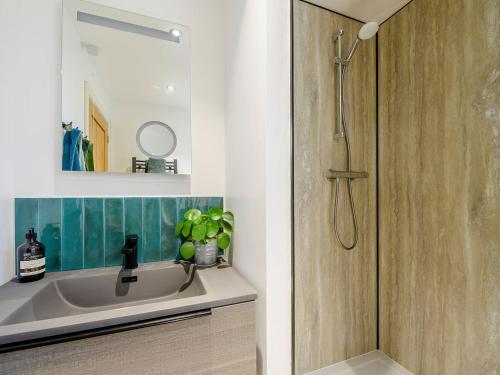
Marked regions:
[61,0,191,175]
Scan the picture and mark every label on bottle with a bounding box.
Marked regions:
[19,258,45,276]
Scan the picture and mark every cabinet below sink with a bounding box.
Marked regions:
[0,301,256,375]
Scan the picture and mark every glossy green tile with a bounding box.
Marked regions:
[176,197,224,221]
[174,198,192,260]
[142,198,160,263]
[124,198,143,263]
[105,198,124,267]
[207,197,224,210]
[15,199,39,251]
[84,198,104,269]
[61,198,84,270]
[176,197,197,222]
[39,199,62,272]
[161,198,177,260]
[199,197,211,212]
[14,196,223,272]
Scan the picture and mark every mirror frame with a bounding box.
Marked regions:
[136,121,177,159]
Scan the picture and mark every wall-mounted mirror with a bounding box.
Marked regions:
[61,0,191,175]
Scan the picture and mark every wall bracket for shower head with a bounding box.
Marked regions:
[332,29,344,43]
[332,22,379,65]
[332,29,351,66]
[331,21,379,139]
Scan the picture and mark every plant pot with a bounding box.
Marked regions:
[194,239,218,266]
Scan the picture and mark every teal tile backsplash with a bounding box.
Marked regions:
[124,198,143,263]
[160,199,177,261]
[15,197,223,272]
[84,198,105,269]
[39,199,61,272]
[105,198,124,267]
[142,198,161,264]
[62,198,84,270]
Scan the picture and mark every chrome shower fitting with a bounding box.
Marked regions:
[329,22,378,250]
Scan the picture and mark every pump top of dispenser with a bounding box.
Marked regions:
[25,228,37,241]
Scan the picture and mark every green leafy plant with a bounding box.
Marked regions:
[176,207,234,260]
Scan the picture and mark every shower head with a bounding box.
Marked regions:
[358,21,379,40]
[345,21,379,62]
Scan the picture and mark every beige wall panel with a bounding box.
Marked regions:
[378,0,500,373]
[293,1,378,373]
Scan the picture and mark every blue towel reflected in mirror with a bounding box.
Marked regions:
[62,128,93,172]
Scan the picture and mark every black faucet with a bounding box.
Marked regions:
[122,235,138,270]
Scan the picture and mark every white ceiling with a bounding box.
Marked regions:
[304,0,412,23]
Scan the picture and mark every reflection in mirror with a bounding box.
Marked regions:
[137,122,177,159]
[61,0,191,175]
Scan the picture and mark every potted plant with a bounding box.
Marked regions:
[176,207,234,266]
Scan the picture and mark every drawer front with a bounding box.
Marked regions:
[211,302,256,375]
[0,302,256,375]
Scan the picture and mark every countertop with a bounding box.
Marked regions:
[0,262,257,347]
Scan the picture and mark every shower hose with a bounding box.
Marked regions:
[333,65,358,250]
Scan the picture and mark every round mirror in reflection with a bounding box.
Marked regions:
[136,121,177,159]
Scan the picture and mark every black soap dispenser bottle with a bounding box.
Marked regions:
[16,228,46,282]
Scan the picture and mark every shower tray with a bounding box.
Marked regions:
[305,351,413,375]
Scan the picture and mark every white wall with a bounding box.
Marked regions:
[225,0,268,372]
[1,2,292,373]
[109,100,191,174]
[0,0,226,283]
[224,1,292,374]
[0,0,60,286]
[0,71,13,290]
[265,1,292,374]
